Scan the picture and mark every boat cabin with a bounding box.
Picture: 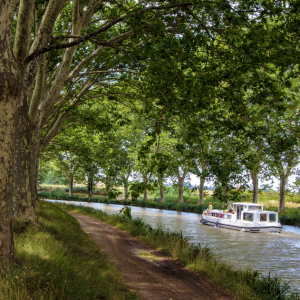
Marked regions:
[232,203,279,223]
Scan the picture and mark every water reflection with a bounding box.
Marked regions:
[46,200,300,293]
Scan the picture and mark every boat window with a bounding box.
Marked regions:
[243,213,253,222]
[260,214,267,222]
[237,205,241,220]
[269,214,276,222]
[248,205,263,211]
[227,215,232,220]
[212,213,215,217]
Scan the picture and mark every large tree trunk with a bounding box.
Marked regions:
[0,3,22,259]
[279,175,288,212]
[0,100,17,261]
[13,117,40,225]
[158,173,165,203]
[28,124,41,219]
[251,172,259,203]
[13,103,37,224]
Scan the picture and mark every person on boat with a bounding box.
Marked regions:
[208,202,213,211]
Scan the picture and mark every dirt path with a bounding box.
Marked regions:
[67,211,237,300]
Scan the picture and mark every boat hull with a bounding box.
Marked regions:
[200,217,282,233]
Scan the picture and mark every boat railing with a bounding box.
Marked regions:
[204,209,235,219]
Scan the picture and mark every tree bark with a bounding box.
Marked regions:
[279,175,288,212]
[0,2,21,258]
[88,182,93,198]
[143,174,148,201]
[158,173,165,203]
[143,188,147,201]
[178,178,184,202]
[251,172,259,203]
[198,163,207,205]
[199,177,205,205]
[13,101,37,224]
[0,100,17,261]
[122,175,129,200]
[176,172,187,203]
[69,175,73,196]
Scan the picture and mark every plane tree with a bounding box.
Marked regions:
[1,0,206,260]
[263,85,300,212]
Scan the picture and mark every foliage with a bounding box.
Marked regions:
[128,181,147,203]
[118,207,132,221]
[107,188,122,200]
[213,183,249,203]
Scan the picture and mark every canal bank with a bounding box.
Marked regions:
[46,199,300,298]
[67,210,235,300]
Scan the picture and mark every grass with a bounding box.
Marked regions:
[0,201,138,300]
[56,203,299,300]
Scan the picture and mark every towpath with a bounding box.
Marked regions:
[67,211,237,300]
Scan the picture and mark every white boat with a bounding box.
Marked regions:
[200,202,282,233]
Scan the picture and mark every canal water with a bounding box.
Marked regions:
[46,200,300,293]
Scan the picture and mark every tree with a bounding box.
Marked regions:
[263,91,300,212]
[1,0,198,260]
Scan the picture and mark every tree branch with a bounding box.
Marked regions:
[24,2,192,65]
[13,0,35,63]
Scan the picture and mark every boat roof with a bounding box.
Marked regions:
[232,203,263,206]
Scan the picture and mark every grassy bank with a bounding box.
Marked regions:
[57,203,299,300]
[0,201,137,300]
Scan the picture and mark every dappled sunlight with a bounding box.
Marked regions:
[133,249,162,262]
[15,233,54,261]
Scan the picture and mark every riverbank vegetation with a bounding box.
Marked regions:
[38,185,300,227]
[0,201,137,300]
[56,202,299,300]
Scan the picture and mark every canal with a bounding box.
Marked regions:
[46,200,300,293]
